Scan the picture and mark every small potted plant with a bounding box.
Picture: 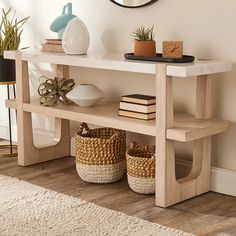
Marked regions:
[133,25,156,57]
[0,8,29,83]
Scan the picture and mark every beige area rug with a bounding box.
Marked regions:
[0,175,193,236]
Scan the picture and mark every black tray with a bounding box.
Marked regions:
[124,53,195,63]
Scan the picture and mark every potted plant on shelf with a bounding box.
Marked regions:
[133,25,156,57]
[0,8,29,83]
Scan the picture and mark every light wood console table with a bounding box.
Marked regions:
[4,50,232,207]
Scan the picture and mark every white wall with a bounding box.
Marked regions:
[1,0,236,171]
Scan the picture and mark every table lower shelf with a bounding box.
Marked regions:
[6,97,230,142]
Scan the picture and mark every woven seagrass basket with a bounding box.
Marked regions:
[126,142,155,194]
[75,122,126,183]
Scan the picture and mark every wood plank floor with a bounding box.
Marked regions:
[0,155,235,236]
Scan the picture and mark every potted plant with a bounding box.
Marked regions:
[133,25,156,57]
[0,8,29,83]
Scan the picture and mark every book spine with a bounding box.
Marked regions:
[122,97,149,105]
[41,44,64,53]
[45,39,62,45]
[118,110,156,120]
[119,102,156,113]
[122,97,156,105]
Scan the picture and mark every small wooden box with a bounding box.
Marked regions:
[162,41,183,59]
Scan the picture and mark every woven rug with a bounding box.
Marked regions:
[0,175,193,236]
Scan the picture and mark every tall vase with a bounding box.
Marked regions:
[62,17,90,55]
[50,2,76,39]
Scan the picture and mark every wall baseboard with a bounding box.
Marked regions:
[211,167,236,197]
[176,159,236,197]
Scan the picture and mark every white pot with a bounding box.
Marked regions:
[62,17,90,55]
[67,84,104,107]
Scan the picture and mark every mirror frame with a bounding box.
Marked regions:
[109,0,158,8]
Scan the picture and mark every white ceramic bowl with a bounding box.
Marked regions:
[66,84,104,107]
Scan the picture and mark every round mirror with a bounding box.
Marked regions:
[110,0,158,8]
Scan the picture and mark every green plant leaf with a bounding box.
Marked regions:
[133,25,155,41]
[0,8,29,56]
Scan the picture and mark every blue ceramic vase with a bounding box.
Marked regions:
[50,2,76,39]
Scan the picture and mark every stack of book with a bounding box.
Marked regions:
[41,39,64,53]
[118,94,156,120]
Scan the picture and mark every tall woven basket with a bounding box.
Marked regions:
[75,123,126,183]
[126,142,155,194]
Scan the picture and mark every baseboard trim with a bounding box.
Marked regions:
[211,167,236,197]
[176,159,236,197]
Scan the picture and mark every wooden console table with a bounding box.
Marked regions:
[4,50,232,207]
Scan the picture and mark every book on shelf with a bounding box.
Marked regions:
[119,101,156,113]
[41,39,64,53]
[41,43,64,53]
[118,109,156,120]
[45,39,62,45]
[122,94,156,105]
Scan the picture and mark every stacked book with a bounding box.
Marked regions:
[41,39,64,53]
[119,94,156,120]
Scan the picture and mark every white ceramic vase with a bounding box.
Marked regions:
[67,84,104,107]
[62,17,90,55]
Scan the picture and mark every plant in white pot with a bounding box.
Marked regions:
[133,25,156,57]
[0,8,29,83]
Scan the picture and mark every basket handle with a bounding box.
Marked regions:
[129,141,140,150]
[78,122,90,135]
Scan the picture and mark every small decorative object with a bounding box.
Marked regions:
[133,25,156,57]
[50,2,76,39]
[126,142,155,194]
[66,84,104,107]
[0,8,29,83]
[162,41,183,59]
[76,122,126,183]
[38,76,75,106]
[62,17,90,55]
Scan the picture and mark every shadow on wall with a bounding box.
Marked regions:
[101,29,133,52]
[192,44,214,60]
[215,63,236,116]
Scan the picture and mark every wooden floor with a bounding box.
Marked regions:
[0,154,235,236]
